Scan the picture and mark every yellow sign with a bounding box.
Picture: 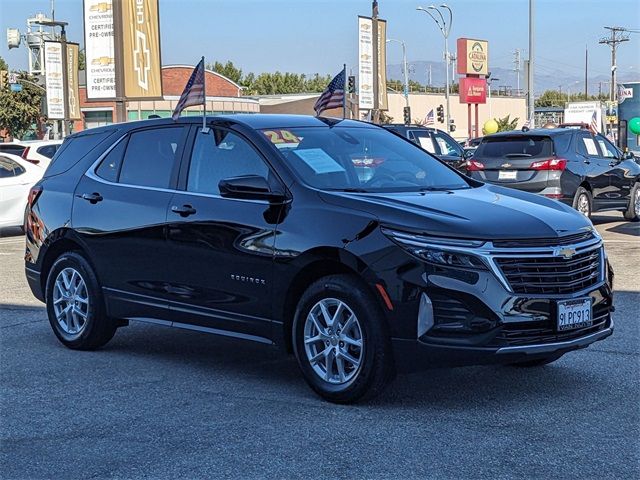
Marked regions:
[67,43,82,120]
[120,0,162,99]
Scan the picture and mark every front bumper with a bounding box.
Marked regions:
[393,321,613,372]
[370,236,615,372]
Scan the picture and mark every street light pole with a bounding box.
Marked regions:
[387,38,409,108]
[417,4,452,130]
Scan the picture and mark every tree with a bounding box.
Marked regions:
[495,114,519,132]
[78,50,85,71]
[208,60,243,85]
[0,61,45,140]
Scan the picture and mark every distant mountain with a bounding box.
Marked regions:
[386,61,639,95]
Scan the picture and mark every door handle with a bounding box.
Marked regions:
[80,192,103,204]
[171,204,197,217]
[583,159,591,165]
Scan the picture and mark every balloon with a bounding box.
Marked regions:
[629,117,640,135]
[483,119,499,134]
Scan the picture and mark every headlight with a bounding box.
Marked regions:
[382,227,488,270]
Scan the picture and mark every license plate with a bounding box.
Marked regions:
[557,298,592,331]
[498,170,518,180]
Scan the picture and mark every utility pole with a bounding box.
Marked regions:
[428,64,432,88]
[528,0,535,127]
[599,26,629,101]
[584,45,588,98]
[514,49,521,94]
[372,0,380,124]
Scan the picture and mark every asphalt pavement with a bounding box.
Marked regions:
[1,213,638,479]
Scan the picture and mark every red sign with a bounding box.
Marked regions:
[459,77,487,104]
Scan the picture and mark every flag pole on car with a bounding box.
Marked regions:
[171,57,208,132]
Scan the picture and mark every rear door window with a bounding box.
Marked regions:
[45,131,114,177]
[0,157,26,178]
[118,127,185,189]
[576,132,601,157]
[475,136,553,159]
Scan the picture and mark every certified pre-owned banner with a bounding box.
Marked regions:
[44,41,65,119]
[66,43,82,120]
[121,0,162,99]
[83,0,116,99]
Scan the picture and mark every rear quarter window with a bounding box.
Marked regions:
[475,136,553,159]
[45,131,115,177]
[552,134,572,154]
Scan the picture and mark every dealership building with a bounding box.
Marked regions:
[73,65,259,131]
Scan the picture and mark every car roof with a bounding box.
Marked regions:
[483,128,574,139]
[69,115,375,139]
[20,139,63,145]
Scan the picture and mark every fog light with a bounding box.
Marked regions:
[417,292,434,338]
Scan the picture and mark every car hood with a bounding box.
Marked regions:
[319,184,593,240]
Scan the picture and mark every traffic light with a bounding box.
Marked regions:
[449,118,456,132]
[436,104,444,123]
[0,70,7,91]
[403,106,411,125]
[347,75,356,94]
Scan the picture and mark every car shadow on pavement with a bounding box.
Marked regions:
[591,215,640,237]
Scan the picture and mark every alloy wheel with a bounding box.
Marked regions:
[635,189,640,217]
[53,267,89,336]
[577,193,590,216]
[303,298,364,385]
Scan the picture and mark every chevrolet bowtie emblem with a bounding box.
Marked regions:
[501,163,512,168]
[133,31,151,91]
[555,247,577,259]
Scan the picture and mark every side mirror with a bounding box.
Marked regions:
[463,149,475,159]
[219,175,286,202]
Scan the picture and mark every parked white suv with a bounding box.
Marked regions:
[19,140,63,168]
[0,153,45,230]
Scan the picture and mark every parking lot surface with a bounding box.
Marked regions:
[1,213,638,479]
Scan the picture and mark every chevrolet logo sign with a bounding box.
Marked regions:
[501,163,512,168]
[555,247,577,259]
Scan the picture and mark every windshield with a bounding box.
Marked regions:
[261,126,470,192]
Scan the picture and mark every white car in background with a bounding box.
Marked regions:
[19,140,63,168]
[0,153,44,230]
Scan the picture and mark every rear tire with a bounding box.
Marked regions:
[45,252,116,350]
[572,186,592,218]
[292,274,395,404]
[623,183,639,222]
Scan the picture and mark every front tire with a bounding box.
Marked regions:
[572,186,592,218]
[45,252,116,350]
[623,183,639,222]
[292,275,395,404]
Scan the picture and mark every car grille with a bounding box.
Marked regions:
[492,231,594,248]
[491,303,610,347]
[495,247,602,295]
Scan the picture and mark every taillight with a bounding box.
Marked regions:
[530,157,567,171]
[28,186,43,208]
[466,160,485,171]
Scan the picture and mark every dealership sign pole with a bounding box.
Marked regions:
[84,0,163,123]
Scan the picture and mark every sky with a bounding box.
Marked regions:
[1,0,639,85]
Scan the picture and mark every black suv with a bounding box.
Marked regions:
[468,128,640,220]
[25,115,614,403]
[383,124,467,171]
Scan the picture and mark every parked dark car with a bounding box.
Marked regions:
[383,124,468,171]
[25,115,614,403]
[468,128,640,221]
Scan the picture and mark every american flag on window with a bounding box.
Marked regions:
[589,110,599,134]
[314,68,345,115]
[172,58,205,120]
[425,109,435,125]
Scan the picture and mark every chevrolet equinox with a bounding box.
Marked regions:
[25,115,614,403]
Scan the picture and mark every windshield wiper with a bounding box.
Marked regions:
[504,153,532,158]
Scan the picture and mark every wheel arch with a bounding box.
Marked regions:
[277,247,387,353]
[39,230,97,295]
